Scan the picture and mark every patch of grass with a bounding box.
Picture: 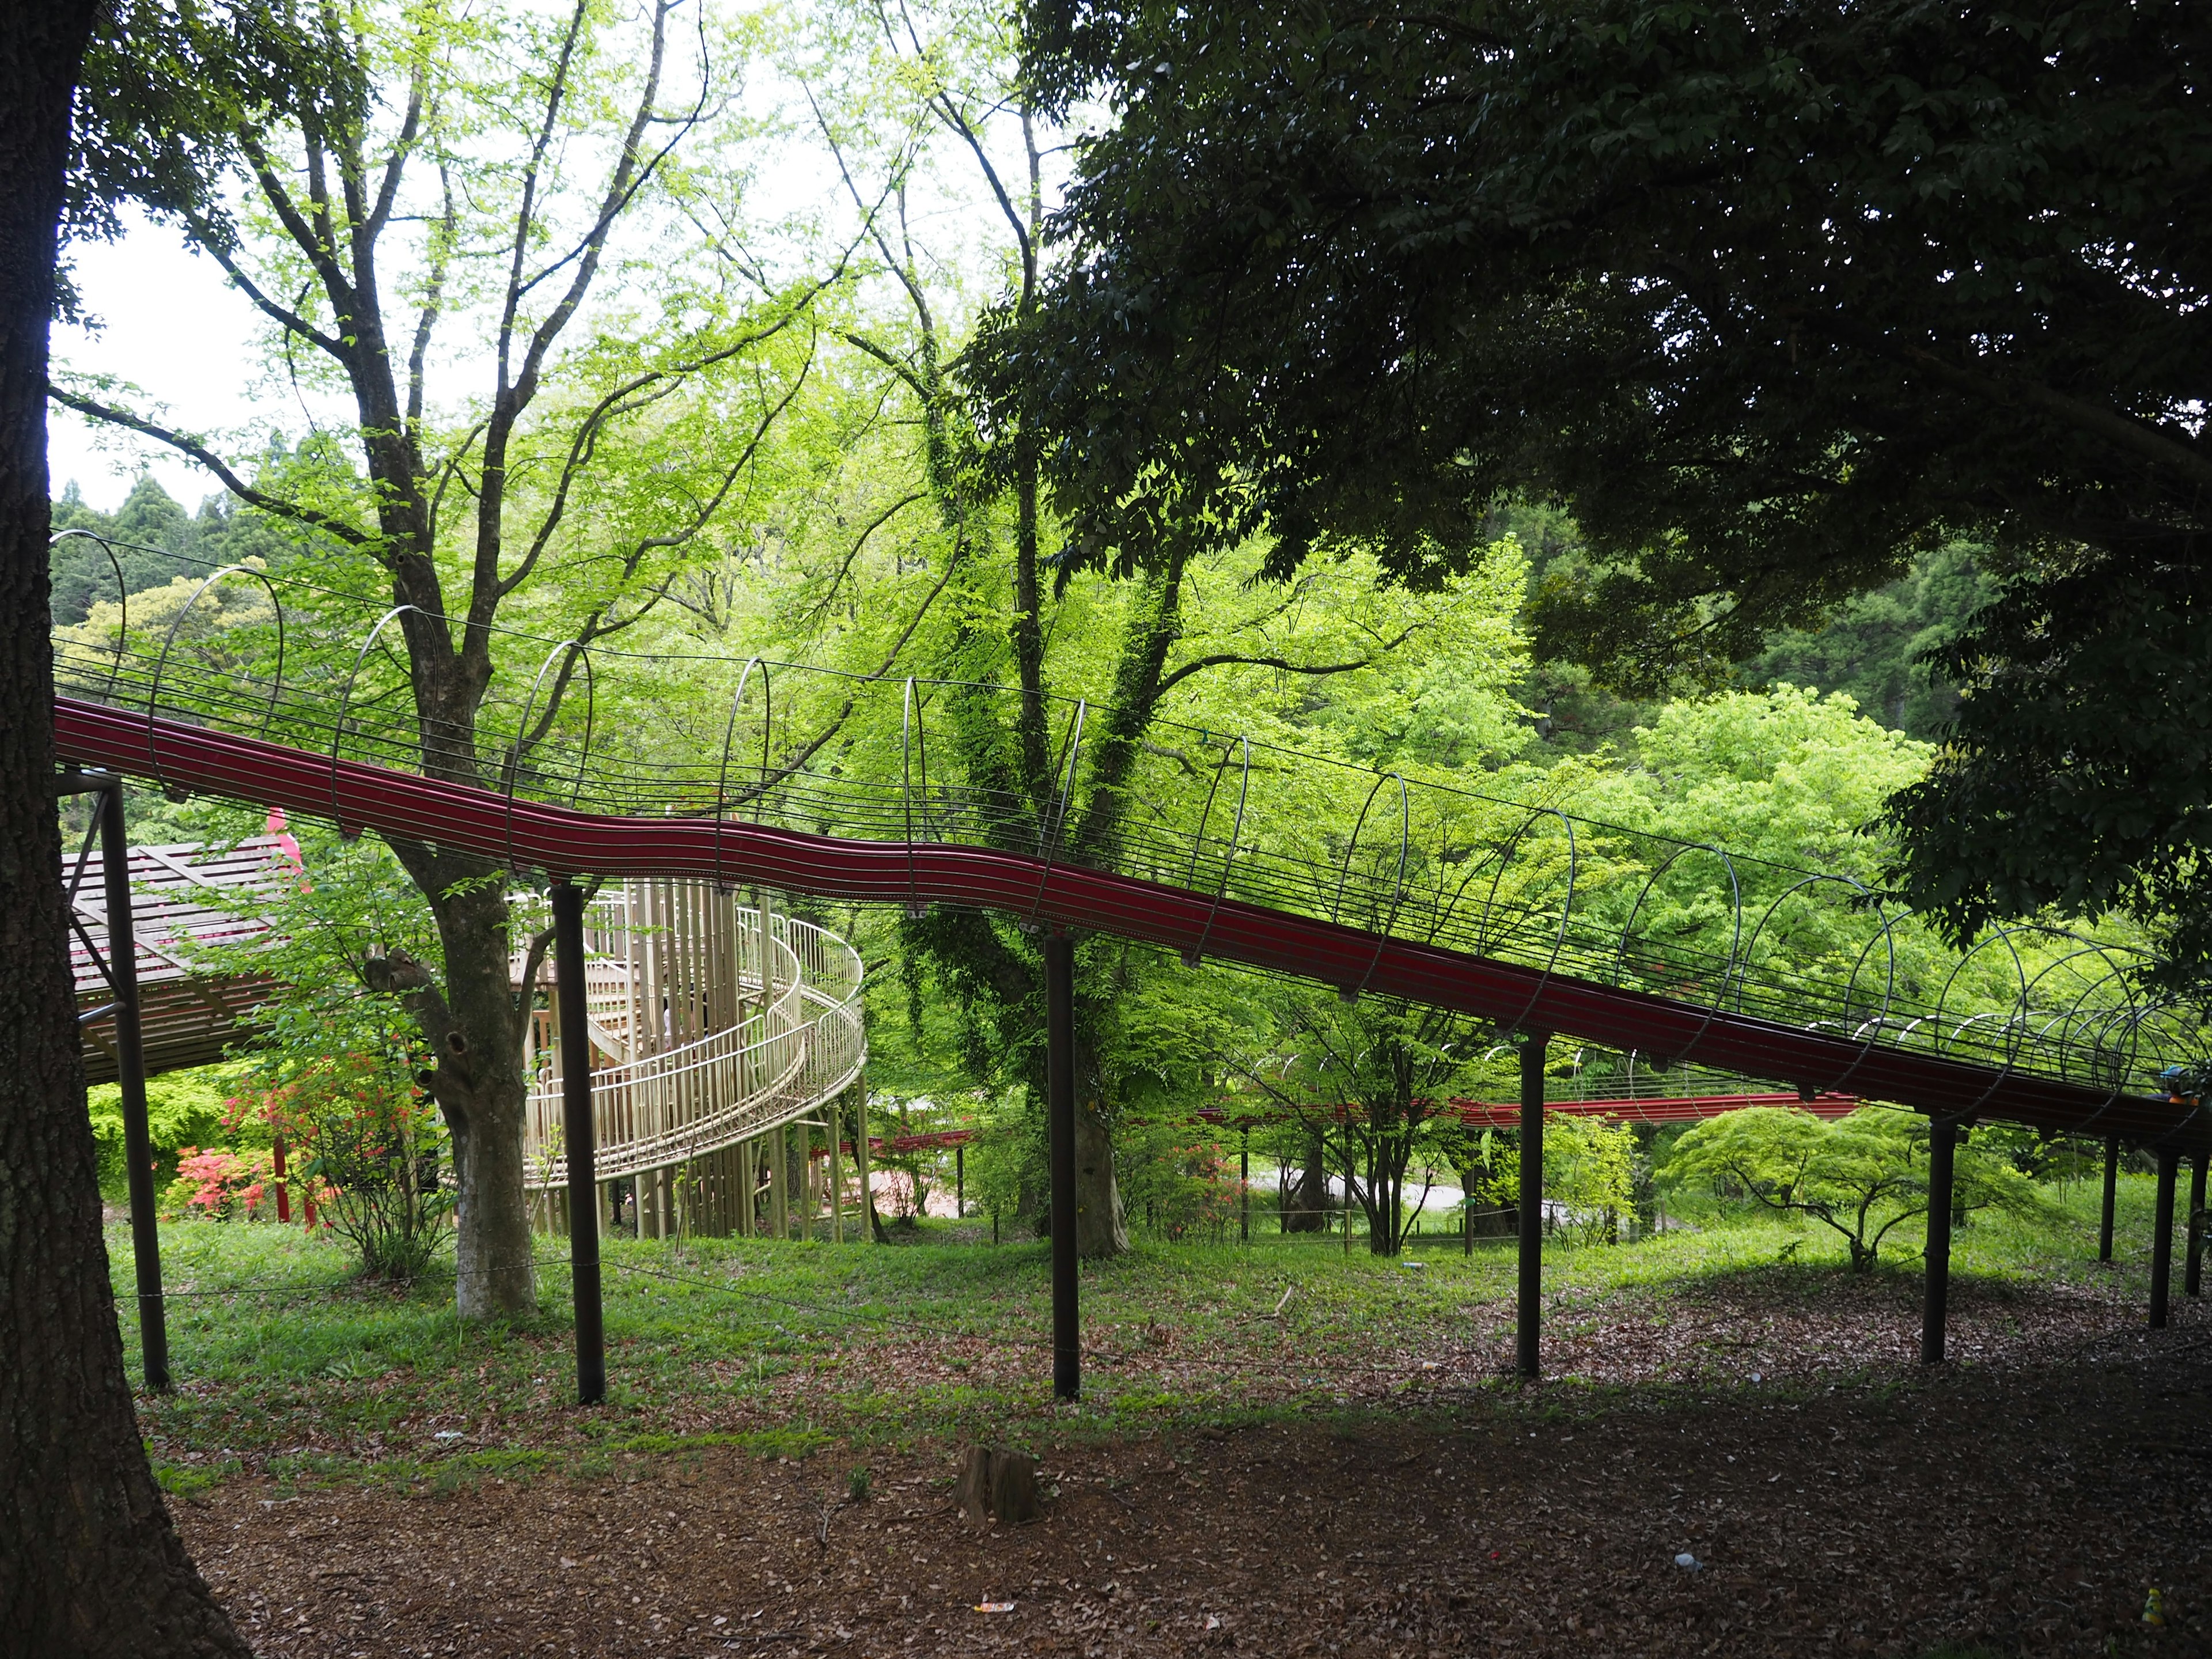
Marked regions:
[113,1183,2154,1496]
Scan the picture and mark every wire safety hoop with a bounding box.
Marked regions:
[1607,842,1749,1075]
[1992,944,2147,1128]
[48,529,131,704]
[1465,806,1581,1038]
[502,639,597,874]
[1027,699,1087,926]
[329,605,426,831]
[899,677,936,917]
[1726,874,1899,1096]
[145,563,287,796]
[711,658,772,890]
[1181,735,1251,968]
[1327,772,1410,999]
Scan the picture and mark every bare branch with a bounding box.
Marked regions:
[408,166,457,435]
[177,212,347,358]
[797,490,927,630]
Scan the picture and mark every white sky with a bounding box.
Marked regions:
[46,60,1073,517]
[50,217,271,512]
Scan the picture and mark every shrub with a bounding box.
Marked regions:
[236,1046,452,1281]
[159,1145,278,1222]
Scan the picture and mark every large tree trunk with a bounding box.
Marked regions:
[0,7,249,1649]
[438,884,535,1317]
[1073,1095,1128,1257]
[381,843,537,1319]
[1282,1127,1331,1232]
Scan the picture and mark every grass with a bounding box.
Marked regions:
[113,1171,2176,1497]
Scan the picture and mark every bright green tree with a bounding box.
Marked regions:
[1661,1106,2035,1272]
[57,0,832,1315]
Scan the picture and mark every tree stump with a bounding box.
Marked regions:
[955,1445,1038,1527]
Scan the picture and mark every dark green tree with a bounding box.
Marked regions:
[982,0,2212,978]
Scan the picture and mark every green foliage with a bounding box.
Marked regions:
[192,824,455,1281]
[1738,545,1993,741]
[1542,1116,1638,1246]
[48,474,294,623]
[958,1091,1041,1236]
[1661,1108,2036,1272]
[86,1066,237,1196]
[994,0,2212,982]
[1241,994,1510,1255]
[1115,1114,1237,1243]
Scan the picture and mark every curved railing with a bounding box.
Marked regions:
[523,903,863,1190]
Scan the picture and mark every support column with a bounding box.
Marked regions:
[2150,1146,2179,1330]
[797,1122,813,1241]
[1517,1031,1548,1381]
[956,1143,965,1219]
[771,1125,789,1240]
[1240,1129,1250,1245]
[2099,1136,2119,1262]
[1922,1118,1956,1364]
[829,1101,844,1245]
[552,880,606,1406]
[2188,1150,2207,1299]
[97,779,169,1392]
[855,1086,874,1242]
[1046,933,1079,1400]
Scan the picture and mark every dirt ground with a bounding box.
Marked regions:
[174,1307,2211,1659]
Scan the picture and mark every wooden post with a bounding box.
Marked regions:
[855,1085,874,1243]
[1240,1128,1250,1245]
[1342,1120,1353,1259]
[801,1120,816,1241]
[771,1125,789,1240]
[830,1100,844,1245]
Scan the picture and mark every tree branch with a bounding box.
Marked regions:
[177,211,348,358]
[49,386,371,548]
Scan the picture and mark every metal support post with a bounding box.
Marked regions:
[85,777,170,1392]
[1517,1031,1548,1381]
[1240,1128,1250,1245]
[956,1143,964,1219]
[829,1101,844,1245]
[771,1125,789,1239]
[2150,1146,2179,1330]
[2099,1136,2119,1262]
[855,1085,874,1242]
[552,881,606,1406]
[1922,1118,1956,1364]
[1046,933,1079,1400]
[2188,1150,2207,1298]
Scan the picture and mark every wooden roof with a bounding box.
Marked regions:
[70,835,284,1084]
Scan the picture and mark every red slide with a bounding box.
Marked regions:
[52,694,2208,1151]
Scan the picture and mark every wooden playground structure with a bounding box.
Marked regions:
[522,880,869,1243]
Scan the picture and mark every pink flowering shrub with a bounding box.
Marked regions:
[158,1146,278,1222]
